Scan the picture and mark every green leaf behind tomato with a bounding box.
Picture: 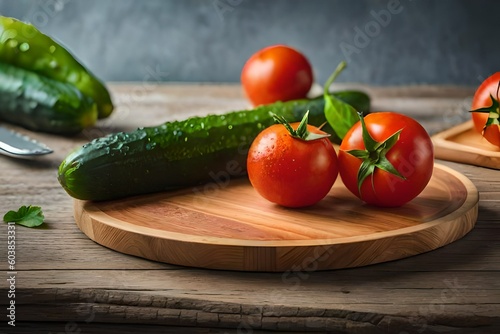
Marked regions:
[323,61,360,140]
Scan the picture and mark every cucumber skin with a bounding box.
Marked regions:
[58,92,370,201]
[0,16,113,118]
[0,62,97,134]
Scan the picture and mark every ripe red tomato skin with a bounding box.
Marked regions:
[471,72,500,146]
[247,123,338,208]
[482,124,500,147]
[241,45,313,106]
[338,112,434,207]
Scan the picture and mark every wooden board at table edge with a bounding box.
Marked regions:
[73,164,479,272]
[432,120,500,169]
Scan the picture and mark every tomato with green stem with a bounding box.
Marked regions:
[241,45,313,106]
[470,72,500,147]
[338,112,434,207]
[247,112,338,208]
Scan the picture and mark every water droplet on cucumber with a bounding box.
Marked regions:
[19,42,30,52]
[7,39,18,48]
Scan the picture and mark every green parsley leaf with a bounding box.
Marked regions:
[3,205,45,227]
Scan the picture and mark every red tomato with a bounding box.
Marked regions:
[241,45,313,106]
[338,112,434,207]
[247,122,338,208]
[471,72,500,147]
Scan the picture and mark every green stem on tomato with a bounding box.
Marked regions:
[272,111,330,141]
[323,62,360,140]
[470,82,500,129]
[323,61,347,96]
[346,113,406,194]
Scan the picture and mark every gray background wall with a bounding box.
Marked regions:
[0,0,498,86]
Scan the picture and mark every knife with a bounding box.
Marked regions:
[0,126,53,157]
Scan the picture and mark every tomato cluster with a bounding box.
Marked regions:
[247,112,434,208]
[242,45,434,208]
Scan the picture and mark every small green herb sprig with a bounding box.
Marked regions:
[3,205,45,227]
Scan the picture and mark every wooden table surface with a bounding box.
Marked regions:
[1,83,499,334]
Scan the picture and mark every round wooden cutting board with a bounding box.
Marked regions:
[74,163,478,272]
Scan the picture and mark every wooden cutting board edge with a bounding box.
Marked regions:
[73,163,479,272]
[432,120,500,169]
[76,164,478,247]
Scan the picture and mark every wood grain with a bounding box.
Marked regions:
[2,84,499,333]
[433,120,500,169]
[74,164,478,271]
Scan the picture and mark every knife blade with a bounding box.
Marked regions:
[0,126,53,157]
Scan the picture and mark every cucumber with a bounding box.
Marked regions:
[0,62,97,134]
[58,92,370,201]
[0,16,113,119]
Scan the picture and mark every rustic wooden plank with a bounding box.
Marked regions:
[10,270,500,310]
[12,268,497,293]
[12,322,301,334]
[9,289,500,332]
